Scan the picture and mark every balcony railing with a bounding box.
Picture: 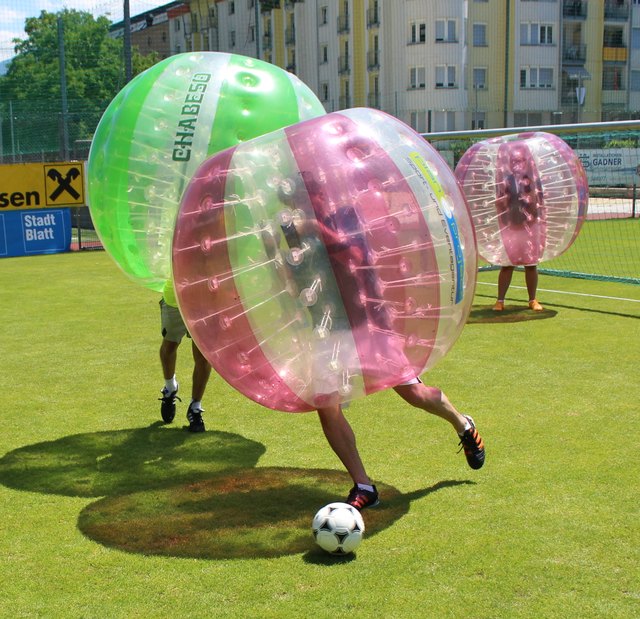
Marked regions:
[604,1,629,20]
[367,8,380,28]
[603,46,628,62]
[563,44,586,62]
[337,14,349,34]
[367,50,380,70]
[285,27,295,44]
[563,1,587,18]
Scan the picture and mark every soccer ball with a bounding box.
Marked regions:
[311,502,365,554]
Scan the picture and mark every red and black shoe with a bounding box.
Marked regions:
[346,484,380,510]
[458,415,485,470]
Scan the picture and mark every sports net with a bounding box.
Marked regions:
[427,123,640,286]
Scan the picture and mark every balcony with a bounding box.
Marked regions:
[604,1,629,20]
[285,27,295,45]
[563,44,586,62]
[563,1,587,18]
[337,14,350,34]
[367,50,380,70]
[603,46,628,62]
[338,55,350,74]
[367,8,380,28]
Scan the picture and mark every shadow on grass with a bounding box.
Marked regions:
[77,469,474,560]
[0,422,266,497]
[474,292,640,320]
[0,427,475,560]
[302,480,474,565]
[468,303,558,324]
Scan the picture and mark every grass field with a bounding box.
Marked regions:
[1,251,638,619]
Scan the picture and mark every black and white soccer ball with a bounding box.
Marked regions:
[311,502,365,554]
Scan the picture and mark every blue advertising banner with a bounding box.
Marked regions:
[0,209,71,257]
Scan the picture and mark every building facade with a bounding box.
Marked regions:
[122,0,640,131]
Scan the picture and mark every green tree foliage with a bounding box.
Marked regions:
[0,8,158,157]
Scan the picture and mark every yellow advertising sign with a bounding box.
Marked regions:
[0,162,86,210]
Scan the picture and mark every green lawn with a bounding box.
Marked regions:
[1,251,638,618]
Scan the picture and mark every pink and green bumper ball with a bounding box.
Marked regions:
[87,52,326,291]
[454,131,588,266]
[172,108,478,412]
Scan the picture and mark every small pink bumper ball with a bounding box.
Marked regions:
[455,132,588,266]
[172,108,477,412]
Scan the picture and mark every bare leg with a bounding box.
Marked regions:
[317,404,371,486]
[524,265,538,301]
[393,383,468,434]
[497,266,514,301]
[159,339,179,380]
[191,341,212,402]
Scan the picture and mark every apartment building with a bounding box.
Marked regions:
[126,0,640,131]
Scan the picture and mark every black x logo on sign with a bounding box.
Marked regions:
[47,167,81,201]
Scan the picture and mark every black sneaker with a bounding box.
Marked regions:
[346,484,379,510]
[186,405,205,433]
[159,387,181,423]
[458,415,485,470]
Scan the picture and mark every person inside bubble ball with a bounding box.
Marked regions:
[492,149,544,312]
[269,201,485,511]
[493,265,543,312]
[158,279,213,432]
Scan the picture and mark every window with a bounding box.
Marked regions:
[436,65,456,88]
[410,22,426,44]
[409,66,426,89]
[540,25,553,45]
[520,23,553,45]
[433,111,455,132]
[230,30,236,47]
[321,44,328,63]
[603,67,625,90]
[520,66,553,88]
[249,25,255,42]
[229,1,235,15]
[321,83,329,101]
[436,19,456,42]
[320,6,328,25]
[472,112,485,130]
[473,67,487,89]
[632,28,640,49]
[604,27,624,47]
[409,111,427,133]
[192,13,198,32]
[248,0,255,8]
[473,24,487,46]
[630,70,640,91]
[514,112,542,127]
[174,19,181,31]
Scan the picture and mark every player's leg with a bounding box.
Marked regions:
[494,266,514,310]
[158,300,184,423]
[525,265,543,311]
[393,381,485,469]
[186,341,211,433]
[316,404,379,509]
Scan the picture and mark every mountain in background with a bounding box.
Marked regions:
[0,58,12,76]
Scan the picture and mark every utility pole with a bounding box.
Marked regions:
[57,16,69,161]
[123,0,133,83]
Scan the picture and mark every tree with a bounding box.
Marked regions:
[0,8,158,158]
